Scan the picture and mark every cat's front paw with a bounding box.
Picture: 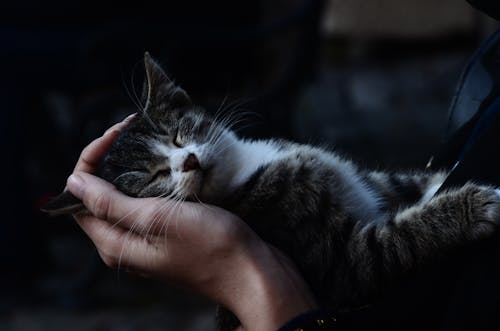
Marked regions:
[471,187,500,238]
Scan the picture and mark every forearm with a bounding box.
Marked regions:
[223,240,318,331]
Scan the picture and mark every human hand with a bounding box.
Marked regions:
[66,116,318,331]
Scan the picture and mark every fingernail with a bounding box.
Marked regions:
[103,128,118,136]
[67,174,84,197]
[123,113,137,122]
[103,114,136,136]
[121,113,137,124]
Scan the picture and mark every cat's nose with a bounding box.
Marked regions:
[183,153,200,172]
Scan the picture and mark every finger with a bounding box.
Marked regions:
[67,171,166,233]
[73,133,120,174]
[75,213,128,254]
[103,113,137,136]
[75,214,157,270]
[73,113,137,174]
[68,171,245,242]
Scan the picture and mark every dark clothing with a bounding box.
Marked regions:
[468,0,500,20]
[279,2,500,330]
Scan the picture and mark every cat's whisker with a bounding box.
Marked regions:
[192,193,216,212]
[213,95,230,123]
[141,206,167,246]
[145,190,185,260]
[142,110,159,132]
[212,108,242,132]
[207,105,238,137]
[109,199,170,270]
[215,111,257,140]
[158,192,186,247]
[107,190,171,233]
[130,62,145,110]
[206,127,226,149]
[225,110,254,128]
[211,134,242,156]
[227,122,257,136]
[116,219,141,273]
[172,196,187,241]
[114,191,178,274]
[121,72,144,113]
[207,114,244,147]
[138,188,186,244]
[219,98,252,118]
[207,110,256,147]
[219,117,252,137]
[206,108,234,145]
[146,201,175,256]
[143,188,184,243]
[206,122,225,147]
[151,187,183,231]
[215,100,257,132]
[211,139,234,157]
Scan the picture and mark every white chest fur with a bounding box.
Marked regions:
[229,140,290,188]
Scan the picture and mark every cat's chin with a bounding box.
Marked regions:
[195,166,225,203]
[183,171,204,200]
[183,164,227,203]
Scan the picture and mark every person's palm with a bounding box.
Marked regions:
[67,116,318,331]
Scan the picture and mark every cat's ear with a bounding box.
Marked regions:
[143,52,192,113]
[41,191,86,216]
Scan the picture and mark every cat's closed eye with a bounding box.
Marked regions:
[173,131,183,147]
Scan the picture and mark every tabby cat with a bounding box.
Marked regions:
[43,53,500,330]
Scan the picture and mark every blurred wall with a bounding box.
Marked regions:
[323,0,477,38]
[1,1,498,330]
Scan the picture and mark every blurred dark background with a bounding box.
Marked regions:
[0,1,498,330]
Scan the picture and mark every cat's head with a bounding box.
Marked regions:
[42,53,240,216]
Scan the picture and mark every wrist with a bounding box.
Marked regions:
[227,240,319,331]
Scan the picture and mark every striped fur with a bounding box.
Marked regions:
[43,55,500,331]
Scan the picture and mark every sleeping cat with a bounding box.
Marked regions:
[43,53,500,330]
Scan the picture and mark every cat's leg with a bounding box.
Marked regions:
[348,183,500,294]
[365,170,446,210]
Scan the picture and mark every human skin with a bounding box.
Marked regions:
[66,115,319,331]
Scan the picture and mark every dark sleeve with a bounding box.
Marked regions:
[277,309,338,331]
[276,308,382,331]
[467,0,500,20]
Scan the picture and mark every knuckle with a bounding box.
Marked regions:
[80,143,96,164]
[149,210,167,234]
[93,192,112,220]
[81,143,92,156]
[142,200,168,234]
[213,217,249,248]
[95,232,127,269]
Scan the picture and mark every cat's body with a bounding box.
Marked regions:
[43,54,500,330]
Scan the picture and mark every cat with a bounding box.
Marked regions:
[43,53,500,330]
